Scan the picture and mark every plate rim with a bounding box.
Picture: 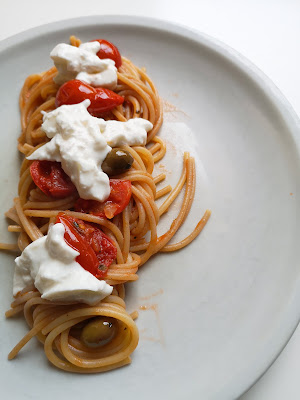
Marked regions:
[1,14,300,399]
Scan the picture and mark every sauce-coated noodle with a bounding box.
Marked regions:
[3,36,211,372]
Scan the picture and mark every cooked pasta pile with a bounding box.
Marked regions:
[6,284,139,372]
[3,36,211,372]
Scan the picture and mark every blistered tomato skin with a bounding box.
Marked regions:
[74,179,132,219]
[92,39,122,68]
[30,161,77,198]
[56,214,99,276]
[55,80,124,116]
[56,213,117,278]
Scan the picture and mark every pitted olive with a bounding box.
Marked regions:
[101,149,133,176]
[80,316,117,347]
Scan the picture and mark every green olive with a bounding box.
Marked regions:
[80,317,117,348]
[101,149,134,176]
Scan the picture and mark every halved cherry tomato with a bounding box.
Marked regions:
[88,227,117,276]
[56,213,117,279]
[56,214,99,276]
[30,161,76,198]
[92,39,122,68]
[74,179,131,219]
[55,80,124,117]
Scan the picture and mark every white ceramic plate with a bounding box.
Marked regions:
[0,16,300,400]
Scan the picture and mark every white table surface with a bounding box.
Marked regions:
[1,1,299,398]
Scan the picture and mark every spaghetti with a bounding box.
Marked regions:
[3,35,211,372]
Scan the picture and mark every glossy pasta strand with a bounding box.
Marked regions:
[3,36,210,373]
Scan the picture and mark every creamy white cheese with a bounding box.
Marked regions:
[27,100,111,202]
[100,118,152,147]
[13,223,112,305]
[27,100,153,202]
[51,41,117,89]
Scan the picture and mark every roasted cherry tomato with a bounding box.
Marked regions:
[92,39,122,68]
[88,225,117,275]
[30,161,76,198]
[55,80,124,117]
[56,213,117,278]
[74,179,132,219]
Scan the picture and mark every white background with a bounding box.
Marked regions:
[1,1,300,398]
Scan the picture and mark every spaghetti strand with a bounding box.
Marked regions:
[3,35,210,373]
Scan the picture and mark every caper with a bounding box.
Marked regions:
[101,149,133,176]
[80,317,117,347]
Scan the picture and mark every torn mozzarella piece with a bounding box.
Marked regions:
[27,100,153,202]
[14,223,113,305]
[51,41,117,89]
